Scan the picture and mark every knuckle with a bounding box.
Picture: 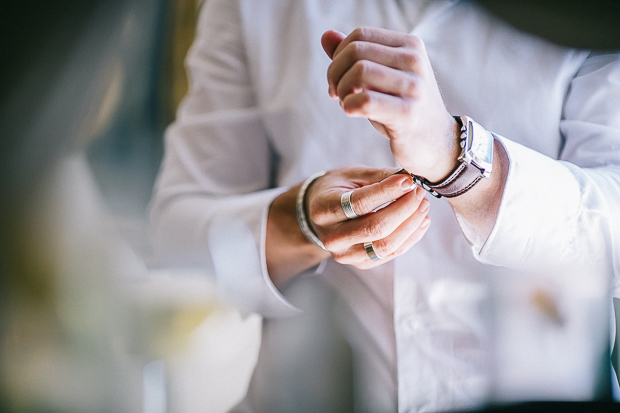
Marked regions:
[347,41,365,60]
[399,98,415,117]
[401,52,416,67]
[364,217,391,240]
[375,238,396,256]
[357,93,374,112]
[354,191,375,215]
[352,59,370,77]
[351,27,369,41]
[343,92,373,116]
[402,76,417,96]
[405,34,424,50]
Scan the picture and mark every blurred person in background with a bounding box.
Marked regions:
[150,0,620,411]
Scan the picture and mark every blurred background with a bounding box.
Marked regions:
[0,1,261,412]
[0,0,619,412]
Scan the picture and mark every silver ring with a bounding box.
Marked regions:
[341,190,358,219]
[364,242,382,261]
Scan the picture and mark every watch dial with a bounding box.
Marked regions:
[472,135,492,164]
[469,121,493,167]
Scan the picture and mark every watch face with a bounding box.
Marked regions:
[465,119,493,173]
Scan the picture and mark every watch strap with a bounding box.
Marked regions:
[427,161,484,198]
[406,161,483,199]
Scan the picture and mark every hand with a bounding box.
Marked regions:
[305,166,430,269]
[321,28,461,183]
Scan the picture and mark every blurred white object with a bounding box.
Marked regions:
[490,267,610,401]
[166,308,262,413]
[124,269,261,413]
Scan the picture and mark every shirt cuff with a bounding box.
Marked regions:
[208,187,301,318]
[258,189,303,317]
[473,135,582,272]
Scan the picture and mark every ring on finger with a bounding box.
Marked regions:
[363,242,383,261]
[341,190,359,219]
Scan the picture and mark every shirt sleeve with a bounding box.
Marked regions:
[149,0,299,318]
[474,52,620,297]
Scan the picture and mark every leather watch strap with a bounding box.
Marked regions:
[427,161,484,198]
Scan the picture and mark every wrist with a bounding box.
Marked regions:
[415,116,462,183]
[266,184,330,287]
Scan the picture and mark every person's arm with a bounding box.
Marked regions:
[151,2,432,314]
[321,28,508,243]
[322,28,620,277]
[150,0,299,317]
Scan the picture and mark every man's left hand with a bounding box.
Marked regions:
[322,27,461,183]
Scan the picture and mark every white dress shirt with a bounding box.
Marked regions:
[150,0,620,411]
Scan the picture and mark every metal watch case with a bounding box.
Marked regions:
[458,115,493,178]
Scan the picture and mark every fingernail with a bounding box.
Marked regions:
[421,217,431,228]
[415,186,425,200]
[401,178,413,191]
[420,199,430,213]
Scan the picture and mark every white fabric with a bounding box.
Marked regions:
[150,0,620,411]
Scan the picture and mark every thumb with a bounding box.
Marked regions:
[321,30,346,60]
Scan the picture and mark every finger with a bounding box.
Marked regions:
[321,30,346,60]
[392,216,431,255]
[357,216,431,270]
[332,27,417,60]
[339,172,416,218]
[369,198,429,258]
[335,60,420,102]
[325,187,425,251]
[341,89,413,124]
[333,209,431,269]
[327,42,422,98]
[307,167,406,228]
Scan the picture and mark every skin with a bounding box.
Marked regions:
[266,27,509,288]
[267,167,431,287]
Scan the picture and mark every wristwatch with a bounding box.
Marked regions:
[410,115,494,198]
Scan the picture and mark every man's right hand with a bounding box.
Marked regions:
[266,166,430,287]
[307,166,430,269]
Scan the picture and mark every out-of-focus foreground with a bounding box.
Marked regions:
[0,1,260,412]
